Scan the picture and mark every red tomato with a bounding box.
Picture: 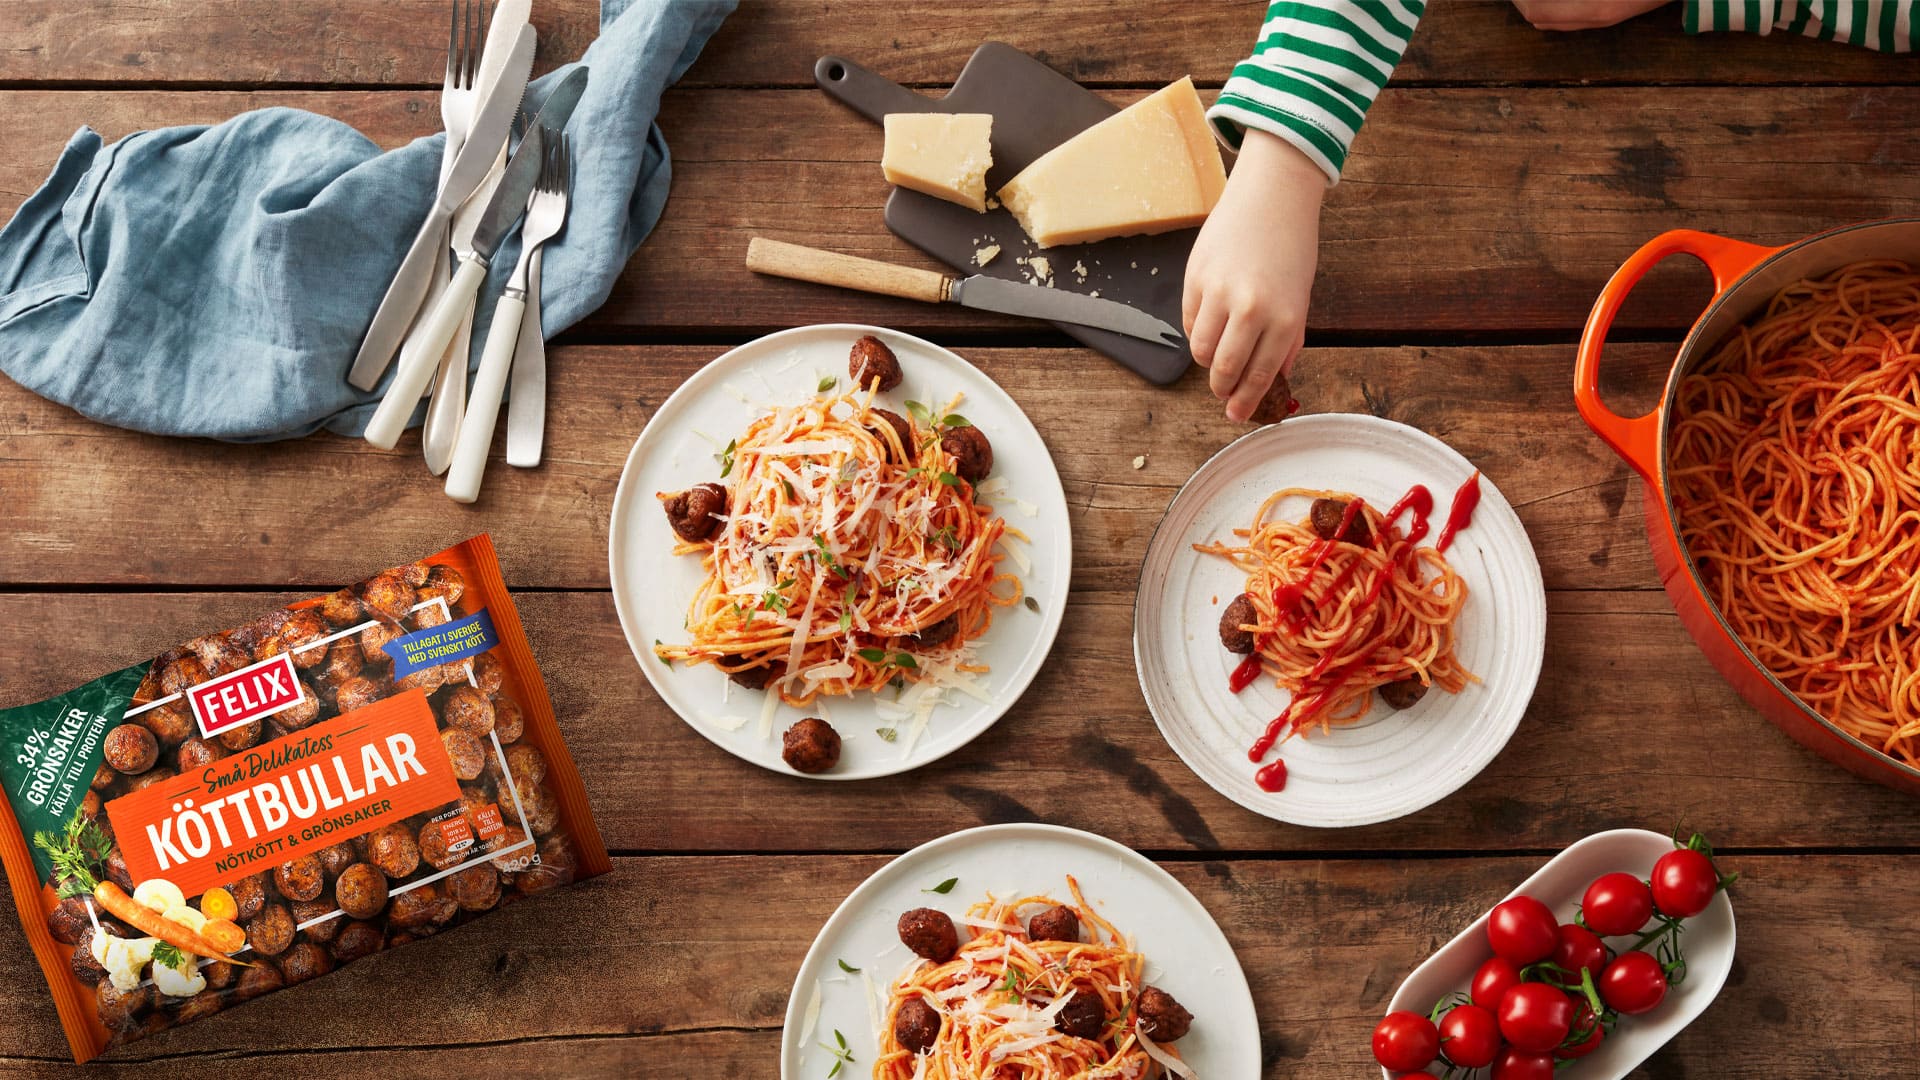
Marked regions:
[1599,950,1669,1015]
[1652,848,1719,918]
[1497,983,1575,1053]
[1582,871,1654,936]
[1470,956,1522,1011]
[1372,1010,1439,1072]
[1548,923,1609,987]
[1486,896,1558,965]
[1491,1046,1557,1080]
[1438,1003,1502,1068]
[1556,1001,1603,1059]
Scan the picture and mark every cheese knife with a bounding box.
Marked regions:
[363,125,547,449]
[745,238,1185,347]
[347,25,535,392]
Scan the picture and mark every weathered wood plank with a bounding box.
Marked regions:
[5,588,1919,854]
[8,85,1906,336]
[0,854,1906,1076]
[0,1,1909,88]
[0,342,1661,589]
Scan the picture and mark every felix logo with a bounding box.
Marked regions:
[185,653,305,739]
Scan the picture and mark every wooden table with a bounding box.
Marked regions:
[1,2,1917,1075]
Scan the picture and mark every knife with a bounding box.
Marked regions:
[745,238,1185,347]
[363,125,547,449]
[347,25,536,392]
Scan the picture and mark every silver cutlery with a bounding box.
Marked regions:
[348,23,533,396]
[504,230,547,467]
[364,124,546,449]
[446,133,570,503]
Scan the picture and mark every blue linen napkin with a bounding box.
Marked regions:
[0,0,735,442]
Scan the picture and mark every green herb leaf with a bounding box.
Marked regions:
[838,609,853,631]
[1023,596,1040,614]
[718,438,738,479]
[925,876,958,895]
[838,958,860,974]
[151,942,186,970]
[937,471,960,487]
[892,652,919,670]
[942,413,971,428]
[837,459,859,485]
[905,400,932,427]
[856,647,888,663]
[653,639,670,665]
[818,375,837,393]
[836,1030,848,1050]
[875,727,898,742]
[780,476,797,501]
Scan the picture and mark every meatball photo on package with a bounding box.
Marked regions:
[0,535,609,1063]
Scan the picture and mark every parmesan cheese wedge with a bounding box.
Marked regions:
[882,113,994,212]
[997,77,1225,248]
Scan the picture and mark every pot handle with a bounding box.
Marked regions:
[1574,229,1777,482]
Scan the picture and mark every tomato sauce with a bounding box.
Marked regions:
[1436,472,1481,553]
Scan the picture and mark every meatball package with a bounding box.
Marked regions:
[0,535,609,1062]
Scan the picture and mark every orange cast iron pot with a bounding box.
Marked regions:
[1574,219,1920,797]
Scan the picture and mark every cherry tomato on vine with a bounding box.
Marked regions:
[1652,847,1719,918]
[1487,896,1558,965]
[1371,1010,1439,1072]
[1599,950,1669,1015]
[1582,871,1654,936]
[1471,955,1522,1011]
[1490,1046,1557,1080]
[1497,982,1575,1053]
[1438,1002,1503,1068]
[1548,923,1610,987]
[1556,1000,1603,1059]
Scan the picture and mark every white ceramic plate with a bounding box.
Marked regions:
[779,823,1261,1080]
[609,324,1071,780]
[1385,829,1737,1079]
[1133,414,1546,827]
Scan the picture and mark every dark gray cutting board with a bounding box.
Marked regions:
[816,42,1199,385]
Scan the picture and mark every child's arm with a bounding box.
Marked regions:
[1518,0,1911,52]
[1188,0,1425,422]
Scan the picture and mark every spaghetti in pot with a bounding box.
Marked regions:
[1668,260,1920,766]
[654,388,1021,706]
[1194,487,1476,788]
[876,878,1188,1079]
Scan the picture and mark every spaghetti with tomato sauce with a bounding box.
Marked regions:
[1195,475,1482,791]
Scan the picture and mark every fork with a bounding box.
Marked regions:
[445,132,570,503]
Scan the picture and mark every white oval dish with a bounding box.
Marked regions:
[1133,414,1546,827]
[780,823,1261,1080]
[1384,828,1737,1079]
[608,324,1072,780]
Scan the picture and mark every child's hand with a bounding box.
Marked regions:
[1512,0,1671,30]
[1183,129,1325,423]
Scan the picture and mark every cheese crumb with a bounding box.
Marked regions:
[1027,256,1053,284]
[1131,455,1147,470]
[973,244,1001,267]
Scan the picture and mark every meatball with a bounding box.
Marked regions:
[95,979,154,1029]
[1136,986,1193,1041]
[1218,593,1258,655]
[90,762,117,792]
[418,564,467,606]
[1308,497,1372,547]
[514,833,578,896]
[247,903,296,957]
[868,408,913,463]
[894,996,942,1053]
[850,334,903,393]
[1056,990,1105,1040]
[233,958,285,1001]
[202,960,236,991]
[173,989,224,1024]
[661,483,729,543]
[47,896,92,946]
[441,684,495,737]
[1027,905,1080,944]
[489,743,547,788]
[127,766,177,794]
[334,920,385,963]
[910,614,959,648]
[726,663,775,690]
[1378,676,1429,710]
[470,652,506,695]
[274,855,325,902]
[314,587,364,627]
[410,602,451,630]
[366,822,422,879]
[333,674,389,715]
[335,863,390,920]
[941,425,992,483]
[387,884,458,929]
[291,897,341,944]
[448,864,502,912]
[158,654,211,696]
[227,875,268,922]
[1249,370,1298,426]
[218,720,262,752]
[103,846,135,892]
[103,724,158,775]
[358,568,418,625]
[269,609,332,670]
[897,908,959,963]
[491,693,526,744]
[359,623,403,669]
[134,701,193,749]
[315,840,356,878]
[280,942,334,986]
[279,682,321,731]
[188,632,252,677]
[175,736,224,773]
[70,928,108,985]
[394,662,452,695]
[514,781,562,836]
[781,718,841,774]
[441,728,486,781]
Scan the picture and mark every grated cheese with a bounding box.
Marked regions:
[797,979,822,1046]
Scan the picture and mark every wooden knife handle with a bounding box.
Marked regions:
[747,238,951,304]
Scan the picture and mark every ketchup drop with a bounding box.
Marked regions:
[1254,758,1287,792]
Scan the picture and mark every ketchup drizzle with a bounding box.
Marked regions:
[1436,472,1482,553]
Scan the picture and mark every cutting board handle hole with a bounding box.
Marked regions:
[825,62,846,81]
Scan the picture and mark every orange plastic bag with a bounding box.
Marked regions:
[0,535,609,1062]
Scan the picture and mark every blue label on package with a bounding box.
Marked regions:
[383,609,500,679]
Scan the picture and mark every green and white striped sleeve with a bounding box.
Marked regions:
[1684,0,1912,52]
[1205,0,1426,185]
